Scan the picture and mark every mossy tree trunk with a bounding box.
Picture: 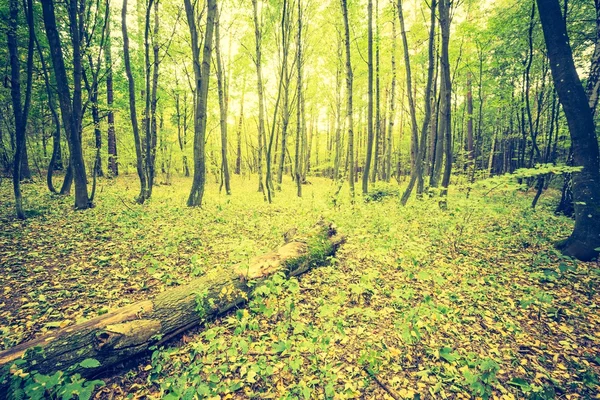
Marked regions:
[0,223,344,379]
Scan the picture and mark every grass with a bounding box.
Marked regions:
[0,174,599,399]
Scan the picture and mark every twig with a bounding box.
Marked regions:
[119,196,135,211]
[364,367,401,400]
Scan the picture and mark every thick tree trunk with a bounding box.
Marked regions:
[0,223,344,380]
[537,0,600,261]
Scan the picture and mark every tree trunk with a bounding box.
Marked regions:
[466,71,474,180]
[276,0,293,189]
[439,0,452,204]
[106,15,118,177]
[252,0,266,195]
[397,0,418,176]
[400,0,436,205]
[294,0,303,197]
[341,0,355,198]
[0,223,344,380]
[537,0,600,261]
[41,0,90,210]
[215,10,231,195]
[185,0,216,207]
[235,80,245,175]
[8,0,34,219]
[363,0,374,195]
[122,0,147,203]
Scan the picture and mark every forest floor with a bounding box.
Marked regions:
[0,175,599,399]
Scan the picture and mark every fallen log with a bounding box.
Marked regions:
[0,222,344,380]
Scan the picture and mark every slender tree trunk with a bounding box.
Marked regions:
[215,8,231,195]
[106,16,118,177]
[34,34,62,192]
[400,0,436,205]
[41,0,90,210]
[294,0,303,197]
[362,0,374,194]
[466,71,474,180]
[334,29,343,181]
[235,79,245,175]
[276,0,292,189]
[185,0,216,207]
[252,0,266,195]
[8,0,34,218]
[122,0,147,203]
[397,0,419,176]
[148,0,160,196]
[439,0,452,204]
[537,0,600,261]
[341,0,355,198]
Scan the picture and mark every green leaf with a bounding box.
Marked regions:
[508,377,531,392]
[439,346,459,362]
[79,358,101,369]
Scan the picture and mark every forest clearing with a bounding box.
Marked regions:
[2,0,600,397]
[0,176,598,399]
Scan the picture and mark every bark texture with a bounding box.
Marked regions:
[0,223,344,379]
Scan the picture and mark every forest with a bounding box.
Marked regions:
[1,0,600,398]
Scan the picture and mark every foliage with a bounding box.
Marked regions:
[3,357,104,400]
[2,177,595,398]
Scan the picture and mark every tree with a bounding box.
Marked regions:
[106,8,118,177]
[252,0,266,195]
[363,0,374,195]
[185,0,217,207]
[215,6,231,195]
[122,0,148,203]
[41,0,90,210]
[341,0,355,198]
[7,0,34,219]
[439,0,452,205]
[294,0,304,197]
[536,0,600,261]
[400,0,437,205]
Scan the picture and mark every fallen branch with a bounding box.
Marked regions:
[364,367,401,400]
[0,221,344,380]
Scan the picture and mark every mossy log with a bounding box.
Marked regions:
[0,222,344,378]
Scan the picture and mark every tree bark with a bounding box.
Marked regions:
[341,0,355,198]
[122,0,147,203]
[215,9,231,195]
[537,0,600,261]
[252,0,266,195]
[185,0,217,207]
[400,0,436,205]
[294,0,303,197]
[7,0,34,219]
[0,223,344,379]
[439,0,452,204]
[397,0,418,175]
[363,0,374,194]
[41,0,90,210]
[106,13,118,177]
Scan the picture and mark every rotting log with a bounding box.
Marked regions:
[0,222,344,379]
